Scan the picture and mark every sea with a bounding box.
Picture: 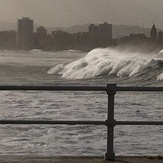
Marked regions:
[0,47,162,156]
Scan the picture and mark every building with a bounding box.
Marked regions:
[150,24,157,42]
[0,30,17,50]
[98,22,112,40]
[17,17,33,50]
[36,26,47,36]
[89,22,112,41]
[158,31,163,44]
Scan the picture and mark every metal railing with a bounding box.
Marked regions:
[0,84,163,161]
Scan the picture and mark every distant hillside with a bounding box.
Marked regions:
[47,24,163,39]
[47,24,153,38]
[0,21,163,39]
[47,24,90,34]
[113,25,162,38]
[113,25,151,38]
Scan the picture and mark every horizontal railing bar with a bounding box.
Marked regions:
[116,121,163,125]
[0,86,106,91]
[0,120,106,125]
[0,120,163,126]
[0,85,162,92]
[117,87,163,92]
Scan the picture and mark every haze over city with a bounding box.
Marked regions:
[0,0,163,28]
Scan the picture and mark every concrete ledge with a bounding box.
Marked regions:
[0,155,162,163]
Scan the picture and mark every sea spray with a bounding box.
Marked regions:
[157,73,163,81]
[47,48,163,80]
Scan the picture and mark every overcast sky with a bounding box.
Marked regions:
[0,0,163,28]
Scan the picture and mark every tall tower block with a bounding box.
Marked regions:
[17,17,33,50]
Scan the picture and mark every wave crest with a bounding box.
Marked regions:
[48,48,163,80]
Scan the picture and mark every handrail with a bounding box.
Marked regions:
[0,85,106,91]
[0,84,162,161]
[0,120,106,125]
[0,85,163,91]
[117,86,163,91]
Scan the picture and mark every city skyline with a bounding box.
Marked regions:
[0,0,163,28]
[0,16,162,52]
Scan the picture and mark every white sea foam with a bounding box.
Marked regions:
[157,72,163,81]
[48,48,162,79]
[47,64,64,74]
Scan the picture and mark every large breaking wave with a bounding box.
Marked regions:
[48,48,163,80]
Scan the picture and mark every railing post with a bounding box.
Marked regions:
[105,84,117,161]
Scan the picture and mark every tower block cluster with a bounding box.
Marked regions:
[0,17,162,51]
[16,18,116,51]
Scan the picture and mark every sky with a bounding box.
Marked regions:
[0,0,163,28]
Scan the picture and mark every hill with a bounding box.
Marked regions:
[47,24,159,38]
[0,21,163,39]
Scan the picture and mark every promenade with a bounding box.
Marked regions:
[0,156,162,163]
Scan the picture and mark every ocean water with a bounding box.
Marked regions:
[0,48,162,156]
